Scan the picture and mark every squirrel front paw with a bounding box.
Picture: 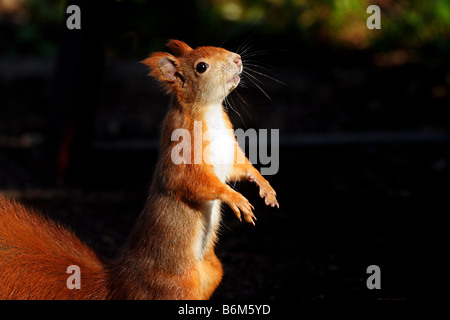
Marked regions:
[259,182,279,209]
[223,191,256,225]
[247,172,279,209]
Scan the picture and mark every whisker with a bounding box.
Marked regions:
[228,94,241,118]
[238,79,248,89]
[240,49,275,58]
[243,70,273,102]
[242,61,278,74]
[244,66,288,87]
[219,220,235,235]
[243,55,287,75]
[241,48,288,59]
[235,41,245,54]
[223,96,229,112]
[227,92,246,126]
[236,30,257,56]
[236,41,251,56]
[233,89,252,120]
[239,42,255,58]
[219,37,228,48]
[243,69,268,87]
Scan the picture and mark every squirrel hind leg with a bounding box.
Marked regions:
[197,248,223,299]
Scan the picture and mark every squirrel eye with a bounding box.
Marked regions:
[196,62,208,73]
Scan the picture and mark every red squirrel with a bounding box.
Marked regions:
[0,40,279,299]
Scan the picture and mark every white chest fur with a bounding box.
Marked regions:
[204,105,235,182]
[195,104,235,260]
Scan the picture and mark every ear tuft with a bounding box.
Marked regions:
[167,39,193,57]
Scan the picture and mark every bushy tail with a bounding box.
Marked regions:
[0,194,107,299]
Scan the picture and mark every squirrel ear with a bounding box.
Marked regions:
[157,56,178,82]
[142,52,180,83]
[167,39,193,57]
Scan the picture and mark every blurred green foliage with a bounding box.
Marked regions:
[1,0,65,57]
[211,0,450,50]
[1,0,449,58]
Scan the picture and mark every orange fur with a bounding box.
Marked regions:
[0,40,278,300]
[0,195,107,299]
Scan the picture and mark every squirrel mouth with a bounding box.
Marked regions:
[229,66,242,87]
[230,72,241,86]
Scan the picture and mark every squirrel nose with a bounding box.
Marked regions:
[233,56,242,68]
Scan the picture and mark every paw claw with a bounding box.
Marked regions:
[228,192,256,225]
[260,184,279,210]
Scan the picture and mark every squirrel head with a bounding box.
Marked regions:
[142,40,243,106]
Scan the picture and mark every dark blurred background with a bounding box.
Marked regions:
[0,0,449,300]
